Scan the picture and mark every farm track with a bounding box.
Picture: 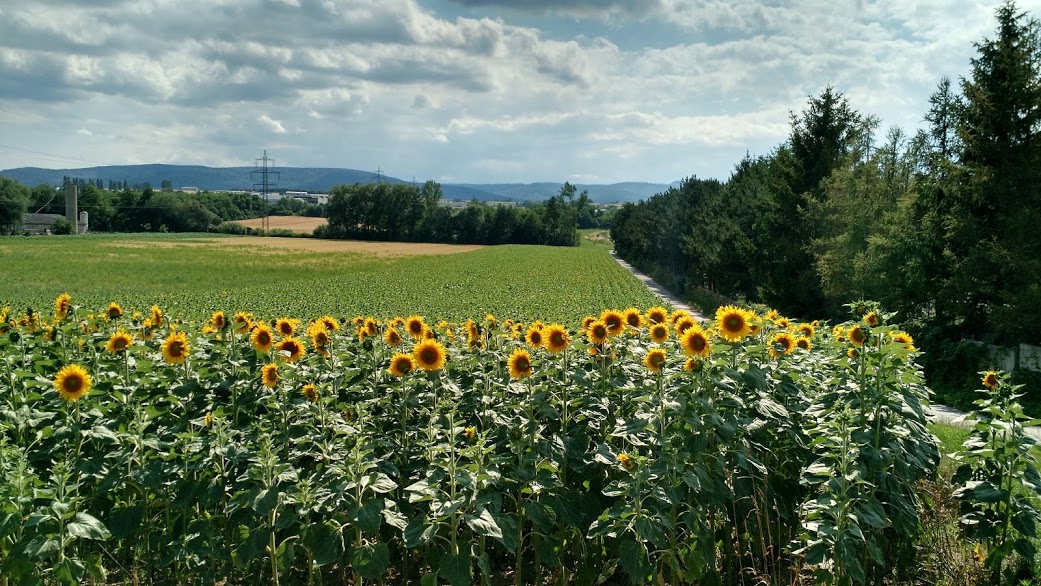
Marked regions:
[608,249,1041,439]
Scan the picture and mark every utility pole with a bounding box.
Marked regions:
[251,150,280,232]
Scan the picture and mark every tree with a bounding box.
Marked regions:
[0,176,31,234]
[942,0,1041,342]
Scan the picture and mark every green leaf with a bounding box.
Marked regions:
[403,516,434,548]
[301,521,342,567]
[618,538,651,583]
[105,505,145,540]
[439,550,473,586]
[253,488,279,516]
[465,508,503,539]
[366,473,397,494]
[351,541,390,581]
[65,512,111,541]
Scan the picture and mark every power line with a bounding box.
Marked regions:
[0,144,111,167]
[250,150,279,232]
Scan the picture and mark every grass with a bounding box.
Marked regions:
[0,232,662,323]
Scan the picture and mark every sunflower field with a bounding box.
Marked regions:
[0,296,952,585]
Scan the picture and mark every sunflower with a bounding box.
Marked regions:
[543,324,570,354]
[388,353,414,377]
[765,309,780,321]
[681,327,712,358]
[464,426,477,442]
[507,348,533,379]
[162,331,190,365]
[309,328,330,355]
[210,311,227,331]
[581,315,597,331]
[275,318,297,337]
[384,327,403,347]
[865,311,880,327]
[645,306,668,325]
[105,330,134,354]
[684,358,703,372]
[649,323,669,344]
[405,315,427,339]
[644,348,667,373]
[586,320,608,345]
[321,315,341,331]
[767,333,795,359]
[485,314,497,328]
[795,337,811,351]
[716,305,753,343]
[848,325,867,346]
[105,302,123,320]
[832,325,846,342]
[600,310,625,337]
[233,311,252,334]
[675,316,696,336]
[797,323,815,339]
[53,364,92,402]
[982,371,1000,389]
[670,309,692,325]
[261,363,279,388]
[525,325,544,349]
[775,317,790,330]
[277,336,306,362]
[302,383,318,402]
[251,323,274,353]
[150,305,164,328]
[623,308,643,329]
[413,339,447,372]
[890,331,916,351]
[54,293,72,319]
[617,452,634,471]
[848,348,859,359]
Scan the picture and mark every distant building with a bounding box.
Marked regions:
[22,212,89,235]
[179,186,200,194]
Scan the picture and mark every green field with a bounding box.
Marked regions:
[0,232,662,323]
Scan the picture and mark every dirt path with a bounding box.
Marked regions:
[609,250,706,320]
[608,249,1041,439]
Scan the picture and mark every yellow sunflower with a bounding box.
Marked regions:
[543,324,570,354]
[617,452,634,471]
[525,325,544,349]
[775,317,790,330]
[681,327,712,358]
[890,331,916,351]
[277,336,307,362]
[464,426,477,442]
[649,323,669,344]
[309,328,330,356]
[795,337,811,351]
[302,384,318,402]
[645,306,668,325]
[675,316,696,336]
[600,309,625,337]
[684,358,703,372]
[53,364,92,402]
[768,333,795,359]
[54,293,72,319]
[251,323,274,353]
[670,309,692,325]
[982,371,1000,389]
[388,353,415,377]
[716,305,753,343]
[508,348,533,379]
[848,325,867,346]
[644,348,667,373]
[210,311,227,331]
[150,305,164,328]
[765,309,780,321]
[797,323,815,339]
[261,363,279,388]
[413,339,447,372]
[586,320,609,345]
[233,311,252,334]
[581,315,597,331]
[865,311,880,327]
[623,308,643,329]
[105,302,123,320]
[105,330,134,354]
[405,315,427,339]
[161,331,190,365]
[275,318,297,337]
[384,327,403,347]
[321,315,340,331]
[832,325,846,342]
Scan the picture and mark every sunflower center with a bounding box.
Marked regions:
[170,341,183,356]
[66,376,82,391]
[517,357,530,370]
[725,316,743,332]
[420,348,438,364]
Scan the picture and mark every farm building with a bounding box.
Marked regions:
[21,212,89,235]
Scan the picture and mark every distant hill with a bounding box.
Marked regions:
[0,164,673,203]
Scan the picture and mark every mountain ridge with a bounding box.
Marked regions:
[0,164,676,203]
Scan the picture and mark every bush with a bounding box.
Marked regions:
[51,217,74,235]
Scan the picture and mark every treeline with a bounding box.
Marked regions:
[611,2,1041,408]
[0,179,321,234]
[318,180,587,246]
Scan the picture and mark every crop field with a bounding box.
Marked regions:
[2,234,1040,585]
[231,216,328,234]
[0,232,660,323]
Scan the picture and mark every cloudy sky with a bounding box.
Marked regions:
[0,0,1033,184]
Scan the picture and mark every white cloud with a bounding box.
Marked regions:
[258,114,288,134]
